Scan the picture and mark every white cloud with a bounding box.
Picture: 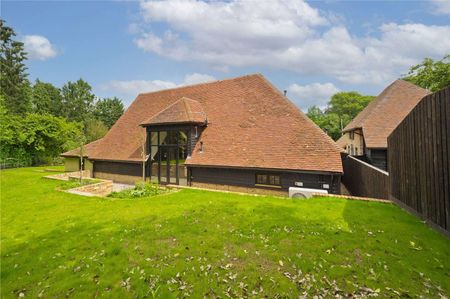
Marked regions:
[183,73,216,85]
[134,0,450,86]
[430,0,450,14]
[22,35,57,60]
[101,79,178,97]
[288,82,340,109]
[100,73,216,105]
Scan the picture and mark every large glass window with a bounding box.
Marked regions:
[148,128,190,186]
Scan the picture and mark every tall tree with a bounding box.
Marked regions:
[84,118,108,143]
[403,55,450,92]
[0,19,31,115]
[306,91,374,141]
[61,79,95,122]
[32,79,63,116]
[326,92,374,120]
[93,97,124,128]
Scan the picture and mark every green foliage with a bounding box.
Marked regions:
[404,55,450,92]
[0,113,82,166]
[307,91,373,141]
[327,92,374,120]
[93,97,124,128]
[0,22,125,167]
[1,167,450,297]
[306,108,343,141]
[0,19,31,115]
[31,79,63,116]
[61,79,95,122]
[84,118,108,143]
[108,181,171,198]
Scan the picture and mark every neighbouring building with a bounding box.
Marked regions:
[62,74,343,196]
[337,79,429,171]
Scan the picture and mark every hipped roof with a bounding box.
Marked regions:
[63,74,343,173]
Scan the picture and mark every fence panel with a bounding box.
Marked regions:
[341,154,389,200]
[388,87,449,232]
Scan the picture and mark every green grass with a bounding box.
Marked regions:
[1,167,449,298]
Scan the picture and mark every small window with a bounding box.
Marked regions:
[349,131,354,140]
[256,173,281,187]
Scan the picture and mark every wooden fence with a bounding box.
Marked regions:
[341,154,389,200]
[388,87,449,232]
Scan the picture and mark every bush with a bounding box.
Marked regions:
[108,182,171,199]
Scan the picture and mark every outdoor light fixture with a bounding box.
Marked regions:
[200,141,204,153]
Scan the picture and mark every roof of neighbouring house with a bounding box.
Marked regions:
[61,138,104,157]
[141,97,207,126]
[63,74,343,173]
[339,79,430,149]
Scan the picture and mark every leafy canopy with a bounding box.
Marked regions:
[93,97,124,128]
[307,91,374,140]
[404,55,450,92]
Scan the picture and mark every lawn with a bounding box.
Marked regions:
[1,167,449,298]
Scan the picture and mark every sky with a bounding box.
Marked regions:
[2,0,450,110]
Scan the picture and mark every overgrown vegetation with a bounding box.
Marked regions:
[0,19,125,167]
[108,181,173,198]
[1,167,449,298]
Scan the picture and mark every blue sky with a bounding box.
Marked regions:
[3,0,450,109]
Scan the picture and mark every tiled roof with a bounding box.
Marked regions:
[341,79,429,149]
[61,138,104,157]
[73,74,343,173]
[141,97,206,126]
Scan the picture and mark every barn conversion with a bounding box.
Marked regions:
[62,74,343,196]
[337,79,429,171]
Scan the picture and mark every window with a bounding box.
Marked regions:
[349,131,354,140]
[256,173,281,187]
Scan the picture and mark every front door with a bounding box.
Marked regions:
[159,146,178,185]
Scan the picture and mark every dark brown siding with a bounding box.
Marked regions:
[388,87,449,232]
[94,161,141,177]
[366,149,388,171]
[189,167,341,194]
[342,154,389,199]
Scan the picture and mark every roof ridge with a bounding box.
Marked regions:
[137,73,262,97]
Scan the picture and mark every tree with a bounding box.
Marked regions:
[306,91,373,141]
[0,112,82,166]
[32,79,63,116]
[306,106,342,141]
[93,97,124,128]
[326,92,374,121]
[84,118,108,143]
[403,55,450,92]
[61,79,95,122]
[0,19,31,115]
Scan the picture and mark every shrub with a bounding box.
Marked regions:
[108,181,171,199]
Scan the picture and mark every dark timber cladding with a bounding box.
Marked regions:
[388,87,449,232]
[190,167,341,194]
[341,154,389,199]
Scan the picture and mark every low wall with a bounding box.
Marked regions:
[68,180,113,197]
[341,154,389,200]
[191,182,287,197]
